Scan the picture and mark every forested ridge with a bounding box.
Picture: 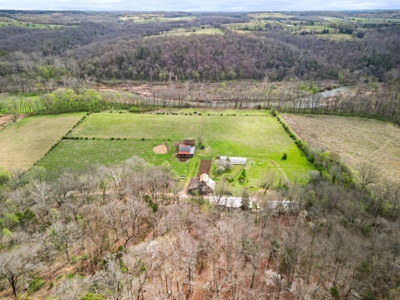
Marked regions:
[0,11,399,85]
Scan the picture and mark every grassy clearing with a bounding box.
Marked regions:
[316,34,354,41]
[282,114,400,185]
[159,27,223,37]
[40,110,313,190]
[0,21,68,29]
[119,15,194,23]
[250,12,293,19]
[0,113,85,171]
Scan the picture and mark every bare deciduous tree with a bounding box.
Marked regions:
[0,245,42,299]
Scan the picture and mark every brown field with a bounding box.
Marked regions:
[282,114,400,184]
[0,113,84,171]
[198,160,212,176]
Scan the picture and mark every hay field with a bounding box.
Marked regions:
[282,114,400,184]
[0,113,85,171]
[39,110,314,188]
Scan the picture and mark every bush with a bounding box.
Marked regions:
[28,278,45,294]
[81,293,102,300]
[282,153,287,160]
[110,137,114,140]
[330,286,340,300]
[129,107,143,113]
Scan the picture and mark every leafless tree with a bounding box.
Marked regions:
[357,163,381,192]
[0,245,42,299]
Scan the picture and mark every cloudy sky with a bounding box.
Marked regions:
[1,0,399,11]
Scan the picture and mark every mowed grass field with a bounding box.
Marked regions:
[282,114,400,184]
[38,139,197,178]
[0,113,85,170]
[37,110,314,190]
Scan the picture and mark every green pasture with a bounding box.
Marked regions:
[38,110,314,190]
[36,139,196,178]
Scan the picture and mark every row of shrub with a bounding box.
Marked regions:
[128,105,159,113]
[276,113,355,187]
[277,116,298,142]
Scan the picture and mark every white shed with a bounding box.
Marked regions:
[219,156,247,165]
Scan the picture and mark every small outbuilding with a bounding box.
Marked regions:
[188,173,216,194]
[209,196,254,209]
[188,177,200,193]
[219,156,247,165]
[178,140,196,158]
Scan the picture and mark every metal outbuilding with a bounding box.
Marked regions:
[219,156,247,165]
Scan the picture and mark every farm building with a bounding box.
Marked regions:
[200,173,215,192]
[209,196,255,209]
[188,173,215,194]
[188,177,200,193]
[178,140,195,158]
[219,156,247,165]
[209,196,246,208]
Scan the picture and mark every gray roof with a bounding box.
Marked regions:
[188,177,200,190]
[179,144,191,153]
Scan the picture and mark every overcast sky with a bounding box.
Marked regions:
[1,0,399,11]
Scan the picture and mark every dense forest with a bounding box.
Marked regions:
[0,154,399,299]
[0,11,399,85]
[1,10,400,299]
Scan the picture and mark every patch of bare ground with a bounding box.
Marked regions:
[282,114,400,184]
[153,144,168,154]
[0,114,23,130]
[97,83,154,97]
[0,115,13,129]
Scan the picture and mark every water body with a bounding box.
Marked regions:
[317,85,355,99]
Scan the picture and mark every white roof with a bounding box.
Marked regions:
[190,147,195,155]
[219,156,247,165]
[200,173,215,191]
[209,196,253,208]
[208,198,295,210]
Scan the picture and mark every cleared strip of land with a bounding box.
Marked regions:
[0,113,85,171]
[282,114,400,184]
